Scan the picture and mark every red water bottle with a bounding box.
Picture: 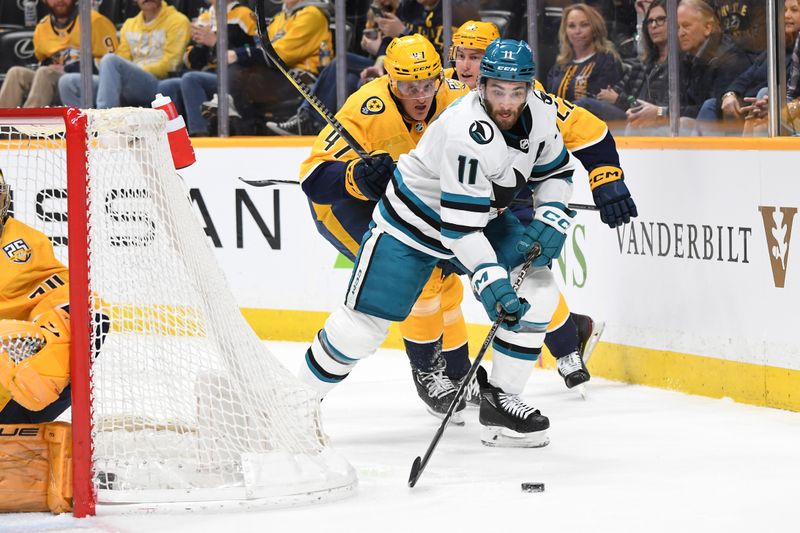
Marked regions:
[151,93,196,169]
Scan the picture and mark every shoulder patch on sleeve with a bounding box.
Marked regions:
[445,78,465,90]
[361,96,385,115]
[469,120,494,145]
[3,239,32,264]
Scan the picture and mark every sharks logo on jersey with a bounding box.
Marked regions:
[469,120,494,144]
[3,238,32,264]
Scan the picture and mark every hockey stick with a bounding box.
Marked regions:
[237,176,600,212]
[238,177,300,187]
[252,2,370,162]
[408,243,542,488]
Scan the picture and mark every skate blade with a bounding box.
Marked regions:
[480,426,549,448]
[427,406,465,426]
[582,320,605,364]
[576,384,588,400]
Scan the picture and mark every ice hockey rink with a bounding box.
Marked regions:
[1,341,797,533]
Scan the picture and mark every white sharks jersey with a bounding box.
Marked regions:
[373,89,576,270]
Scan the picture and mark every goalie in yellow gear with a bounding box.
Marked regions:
[0,170,73,422]
[0,168,83,513]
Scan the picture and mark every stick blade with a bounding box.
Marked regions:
[408,456,423,488]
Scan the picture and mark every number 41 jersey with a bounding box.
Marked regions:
[374,89,576,261]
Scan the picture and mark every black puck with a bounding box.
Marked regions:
[521,482,545,493]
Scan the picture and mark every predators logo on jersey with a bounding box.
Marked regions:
[361,96,385,115]
[3,239,32,264]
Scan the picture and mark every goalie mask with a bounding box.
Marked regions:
[384,34,443,100]
[0,168,9,238]
[448,20,500,62]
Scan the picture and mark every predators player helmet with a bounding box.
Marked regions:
[449,20,500,61]
[384,34,443,99]
[0,168,9,237]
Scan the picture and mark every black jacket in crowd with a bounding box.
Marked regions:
[679,32,751,117]
[611,59,669,110]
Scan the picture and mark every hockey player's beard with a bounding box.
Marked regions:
[484,100,523,131]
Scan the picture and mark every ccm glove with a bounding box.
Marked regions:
[345,150,395,201]
[589,166,638,228]
[516,203,576,267]
[471,263,531,331]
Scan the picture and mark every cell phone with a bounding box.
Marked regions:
[370,4,385,18]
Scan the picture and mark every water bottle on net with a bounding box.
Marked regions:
[151,93,196,170]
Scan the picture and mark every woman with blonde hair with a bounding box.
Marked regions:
[546,3,623,102]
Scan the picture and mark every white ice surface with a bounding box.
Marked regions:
[2,341,799,533]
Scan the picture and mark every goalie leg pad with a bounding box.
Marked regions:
[0,422,72,513]
[299,306,391,397]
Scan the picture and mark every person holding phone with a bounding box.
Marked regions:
[573,0,670,131]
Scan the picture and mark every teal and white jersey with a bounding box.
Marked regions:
[373,89,576,272]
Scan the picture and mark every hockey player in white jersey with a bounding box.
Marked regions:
[299,39,576,447]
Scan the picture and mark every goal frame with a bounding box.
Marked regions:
[2,107,94,516]
[3,107,93,515]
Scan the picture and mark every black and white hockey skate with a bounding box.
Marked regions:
[573,313,605,364]
[476,367,549,448]
[412,363,466,426]
[556,351,590,389]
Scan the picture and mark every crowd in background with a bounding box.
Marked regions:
[0,0,798,136]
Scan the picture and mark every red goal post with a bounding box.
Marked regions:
[0,107,355,516]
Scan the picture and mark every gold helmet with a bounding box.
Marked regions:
[449,21,500,61]
[384,34,443,99]
[0,168,9,237]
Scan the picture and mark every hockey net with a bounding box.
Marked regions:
[0,108,355,515]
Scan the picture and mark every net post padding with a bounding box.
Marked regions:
[0,108,356,515]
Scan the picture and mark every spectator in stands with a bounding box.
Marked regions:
[212,0,332,135]
[265,0,400,136]
[546,3,623,102]
[156,0,256,137]
[736,1,800,134]
[371,0,478,56]
[264,0,478,136]
[575,0,669,128]
[0,0,116,108]
[714,0,800,130]
[710,0,765,61]
[59,0,190,109]
[677,0,750,132]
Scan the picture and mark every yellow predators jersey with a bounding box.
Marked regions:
[302,76,469,174]
[268,4,331,75]
[299,76,469,259]
[117,2,191,79]
[532,79,608,153]
[1,218,70,412]
[33,10,118,65]
[1,218,69,321]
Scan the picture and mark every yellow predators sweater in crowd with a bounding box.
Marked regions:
[117,1,191,79]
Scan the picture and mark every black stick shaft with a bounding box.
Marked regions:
[237,177,599,213]
[408,243,541,488]
[253,3,370,162]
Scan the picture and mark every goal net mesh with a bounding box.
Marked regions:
[0,108,355,507]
